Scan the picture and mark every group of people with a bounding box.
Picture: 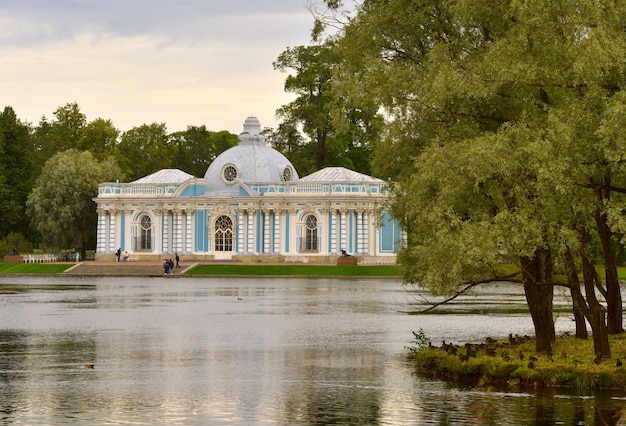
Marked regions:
[115,248,129,262]
[64,248,80,262]
[164,254,181,274]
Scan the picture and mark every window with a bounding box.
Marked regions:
[305,214,318,251]
[215,215,233,251]
[222,164,238,183]
[283,166,293,182]
[139,215,152,250]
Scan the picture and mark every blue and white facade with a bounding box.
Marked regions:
[94,117,401,263]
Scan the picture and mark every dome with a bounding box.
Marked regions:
[203,117,299,195]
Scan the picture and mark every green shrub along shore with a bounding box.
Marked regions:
[409,329,626,390]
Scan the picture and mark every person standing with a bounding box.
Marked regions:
[116,248,121,262]
[175,253,180,268]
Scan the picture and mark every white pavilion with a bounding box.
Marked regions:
[93,117,401,263]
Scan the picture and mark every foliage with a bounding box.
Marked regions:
[412,333,626,389]
[26,149,122,253]
[273,40,382,174]
[117,123,170,181]
[0,107,35,239]
[169,126,238,177]
[0,233,32,256]
[31,102,88,172]
[321,0,626,352]
[405,328,431,355]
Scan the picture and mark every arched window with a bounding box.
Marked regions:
[139,215,152,251]
[215,215,233,252]
[305,214,318,251]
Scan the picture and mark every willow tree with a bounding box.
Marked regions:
[322,0,626,354]
[26,149,122,258]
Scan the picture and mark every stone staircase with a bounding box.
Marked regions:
[64,262,187,277]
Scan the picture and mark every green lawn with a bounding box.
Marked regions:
[186,264,401,276]
[0,263,73,274]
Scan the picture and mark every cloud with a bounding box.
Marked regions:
[0,0,314,133]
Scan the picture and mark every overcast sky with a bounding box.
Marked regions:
[0,1,317,134]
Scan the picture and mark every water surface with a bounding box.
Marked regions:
[0,276,623,424]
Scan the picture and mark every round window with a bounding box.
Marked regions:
[222,164,238,183]
[283,166,293,182]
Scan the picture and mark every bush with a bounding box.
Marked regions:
[0,233,32,256]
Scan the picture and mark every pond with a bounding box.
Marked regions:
[0,275,623,425]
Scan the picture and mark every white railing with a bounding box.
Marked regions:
[23,254,58,263]
[98,181,387,198]
[249,182,386,196]
[357,256,397,266]
[98,184,180,197]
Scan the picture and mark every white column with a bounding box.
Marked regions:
[263,210,270,254]
[329,210,337,254]
[356,210,364,254]
[361,210,369,255]
[237,210,244,254]
[339,209,347,254]
[108,211,116,254]
[96,210,107,253]
[247,210,255,253]
[186,211,194,254]
[273,210,280,253]
[173,210,182,254]
[368,209,378,256]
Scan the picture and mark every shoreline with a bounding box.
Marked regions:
[0,261,401,280]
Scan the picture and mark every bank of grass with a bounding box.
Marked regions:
[186,263,400,276]
[411,331,626,390]
[0,263,73,274]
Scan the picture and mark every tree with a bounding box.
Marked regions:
[0,106,35,239]
[31,102,87,172]
[273,41,382,174]
[169,126,238,177]
[26,149,122,258]
[117,123,171,181]
[78,118,120,161]
[325,0,626,354]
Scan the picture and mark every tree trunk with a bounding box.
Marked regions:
[520,247,555,354]
[563,247,588,339]
[580,227,611,359]
[595,208,623,334]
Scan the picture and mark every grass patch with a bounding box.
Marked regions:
[186,264,400,276]
[411,332,626,390]
[0,263,73,274]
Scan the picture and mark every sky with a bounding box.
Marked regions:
[0,1,318,134]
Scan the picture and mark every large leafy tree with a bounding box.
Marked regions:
[324,0,626,355]
[26,149,122,258]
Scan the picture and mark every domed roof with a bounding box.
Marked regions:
[203,117,299,195]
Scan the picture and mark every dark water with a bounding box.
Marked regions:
[0,276,624,425]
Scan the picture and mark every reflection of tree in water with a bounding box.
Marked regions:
[280,348,384,424]
[425,387,626,425]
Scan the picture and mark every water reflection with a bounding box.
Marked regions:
[0,276,623,424]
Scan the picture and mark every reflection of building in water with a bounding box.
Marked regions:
[94,117,402,263]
